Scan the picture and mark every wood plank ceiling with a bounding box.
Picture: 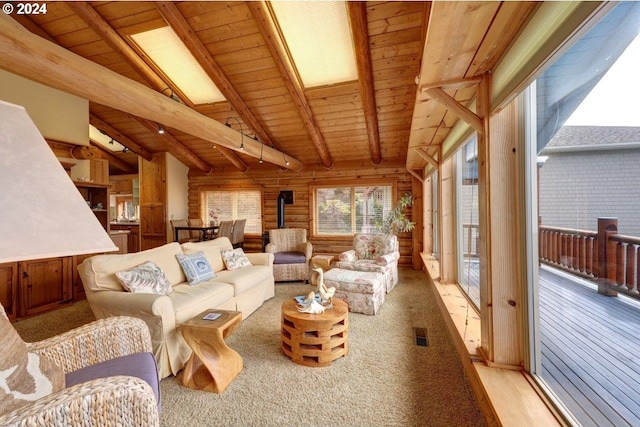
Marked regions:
[6,1,537,176]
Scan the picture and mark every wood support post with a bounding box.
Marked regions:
[597,217,619,296]
[439,155,456,284]
[424,174,434,255]
[412,175,424,270]
[477,75,523,369]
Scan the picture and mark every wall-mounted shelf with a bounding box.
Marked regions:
[74,181,109,232]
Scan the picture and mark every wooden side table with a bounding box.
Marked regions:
[281,298,349,367]
[181,309,242,393]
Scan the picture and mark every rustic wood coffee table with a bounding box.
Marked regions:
[181,309,242,393]
[281,298,349,367]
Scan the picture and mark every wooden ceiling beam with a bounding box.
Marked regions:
[0,14,303,170]
[154,1,279,151]
[135,117,214,174]
[347,2,381,165]
[89,141,137,174]
[69,2,258,171]
[89,114,154,161]
[65,2,172,95]
[247,1,333,169]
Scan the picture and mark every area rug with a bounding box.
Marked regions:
[14,267,486,427]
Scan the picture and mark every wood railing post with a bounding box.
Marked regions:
[598,217,618,296]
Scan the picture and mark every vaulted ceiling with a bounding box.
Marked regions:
[3,1,538,176]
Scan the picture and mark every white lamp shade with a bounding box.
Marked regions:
[0,100,117,263]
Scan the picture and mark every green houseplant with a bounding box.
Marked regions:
[376,193,415,234]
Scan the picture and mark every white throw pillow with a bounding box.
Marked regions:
[221,248,252,271]
[115,261,172,295]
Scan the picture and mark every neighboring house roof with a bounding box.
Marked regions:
[543,126,640,153]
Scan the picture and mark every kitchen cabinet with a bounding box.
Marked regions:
[0,262,18,320]
[19,257,72,317]
[75,181,109,232]
[110,223,140,253]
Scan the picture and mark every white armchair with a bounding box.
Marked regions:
[334,233,400,292]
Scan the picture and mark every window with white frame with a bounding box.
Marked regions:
[312,183,394,236]
[201,189,262,234]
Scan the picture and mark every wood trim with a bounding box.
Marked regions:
[347,2,381,165]
[413,147,439,169]
[420,76,484,92]
[424,87,483,134]
[406,168,424,183]
[422,255,563,427]
[247,1,333,169]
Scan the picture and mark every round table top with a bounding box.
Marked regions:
[281,297,348,322]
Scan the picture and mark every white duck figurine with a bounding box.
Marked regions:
[313,267,336,307]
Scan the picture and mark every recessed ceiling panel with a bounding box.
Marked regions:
[131,26,225,105]
[271,1,357,88]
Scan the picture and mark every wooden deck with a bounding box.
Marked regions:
[460,261,640,426]
[539,266,640,427]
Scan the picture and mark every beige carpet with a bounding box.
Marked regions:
[14,268,486,427]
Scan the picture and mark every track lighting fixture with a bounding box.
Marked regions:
[224,117,244,151]
[108,138,114,145]
[282,150,290,166]
[162,87,181,103]
[158,125,165,135]
[259,138,264,164]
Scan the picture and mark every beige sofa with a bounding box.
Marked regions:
[78,237,274,379]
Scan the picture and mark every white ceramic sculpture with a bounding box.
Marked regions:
[313,267,336,308]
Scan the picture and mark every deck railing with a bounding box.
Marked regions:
[539,218,640,301]
[539,225,598,279]
[462,223,479,257]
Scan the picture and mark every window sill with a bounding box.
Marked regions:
[421,253,564,427]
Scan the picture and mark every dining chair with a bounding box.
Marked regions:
[188,218,204,240]
[170,219,193,243]
[217,220,234,240]
[231,218,246,249]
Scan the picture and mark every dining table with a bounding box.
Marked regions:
[174,225,219,242]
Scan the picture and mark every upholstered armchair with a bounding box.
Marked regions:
[266,228,313,282]
[334,233,400,292]
[0,305,160,427]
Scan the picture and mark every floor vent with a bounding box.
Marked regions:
[414,327,429,347]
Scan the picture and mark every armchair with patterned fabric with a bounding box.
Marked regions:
[0,304,160,427]
[266,228,313,282]
[334,233,400,292]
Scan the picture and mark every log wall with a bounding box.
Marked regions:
[188,159,416,265]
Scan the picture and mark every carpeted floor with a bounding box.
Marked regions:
[14,267,486,427]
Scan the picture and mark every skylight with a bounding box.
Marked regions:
[270,1,357,88]
[89,125,126,152]
[130,26,225,105]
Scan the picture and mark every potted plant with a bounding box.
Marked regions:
[376,192,415,234]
